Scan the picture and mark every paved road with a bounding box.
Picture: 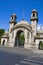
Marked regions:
[0,47,43,65]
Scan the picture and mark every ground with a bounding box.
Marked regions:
[0,46,43,65]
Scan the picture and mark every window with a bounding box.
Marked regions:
[12,17,13,20]
[33,13,35,17]
[11,17,13,20]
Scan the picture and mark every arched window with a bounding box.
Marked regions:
[33,13,35,17]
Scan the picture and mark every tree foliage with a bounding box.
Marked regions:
[0,29,5,44]
[18,33,25,46]
[19,33,25,40]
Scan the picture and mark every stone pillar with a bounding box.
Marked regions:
[24,29,29,49]
[13,30,17,46]
[24,29,32,49]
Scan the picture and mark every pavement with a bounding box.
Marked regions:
[0,46,43,65]
[33,49,43,54]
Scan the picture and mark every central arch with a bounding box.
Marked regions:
[15,30,25,47]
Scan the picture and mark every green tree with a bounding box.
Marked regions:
[19,34,25,40]
[18,33,25,46]
[0,29,5,44]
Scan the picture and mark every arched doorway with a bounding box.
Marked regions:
[15,30,25,47]
[39,41,43,50]
[2,40,5,46]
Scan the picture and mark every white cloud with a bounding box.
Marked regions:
[37,24,43,30]
[37,24,40,30]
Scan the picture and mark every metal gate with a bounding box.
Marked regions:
[15,38,24,47]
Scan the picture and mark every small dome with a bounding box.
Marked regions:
[11,13,17,19]
[32,9,37,13]
[32,9,37,11]
[12,14,16,16]
[1,32,9,38]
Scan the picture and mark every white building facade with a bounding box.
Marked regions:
[1,9,43,49]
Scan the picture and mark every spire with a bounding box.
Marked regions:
[22,9,25,20]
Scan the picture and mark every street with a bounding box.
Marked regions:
[0,47,43,65]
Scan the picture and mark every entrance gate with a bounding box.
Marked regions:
[15,30,25,47]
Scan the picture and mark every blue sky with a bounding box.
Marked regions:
[0,0,43,31]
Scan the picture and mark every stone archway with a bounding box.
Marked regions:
[2,40,5,46]
[38,41,43,49]
[39,41,42,49]
[15,30,25,47]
